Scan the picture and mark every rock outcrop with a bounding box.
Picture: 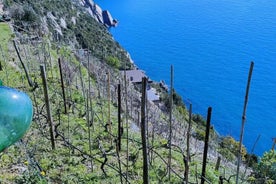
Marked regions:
[82,0,118,27]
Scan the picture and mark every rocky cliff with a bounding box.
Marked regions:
[82,0,118,27]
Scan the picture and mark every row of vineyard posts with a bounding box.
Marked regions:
[7,27,256,183]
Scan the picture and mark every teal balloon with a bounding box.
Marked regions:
[0,86,33,152]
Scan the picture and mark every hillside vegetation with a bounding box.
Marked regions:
[0,0,275,183]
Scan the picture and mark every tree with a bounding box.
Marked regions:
[248,150,276,183]
[256,150,276,181]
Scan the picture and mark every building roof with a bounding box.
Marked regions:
[147,87,160,102]
[122,70,152,83]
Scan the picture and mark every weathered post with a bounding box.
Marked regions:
[117,84,122,151]
[201,107,212,184]
[168,65,174,181]
[40,65,55,150]
[78,62,85,97]
[107,71,112,137]
[141,77,149,184]
[215,156,221,171]
[86,90,93,172]
[124,61,129,181]
[58,58,67,114]
[14,40,36,88]
[236,61,254,184]
[185,103,192,183]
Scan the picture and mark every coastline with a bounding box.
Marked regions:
[93,0,276,156]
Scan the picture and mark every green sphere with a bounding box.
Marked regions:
[0,86,33,152]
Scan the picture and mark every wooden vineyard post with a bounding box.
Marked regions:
[124,61,129,181]
[40,65,55,150]
[236,61,254,184]
[79,62,85,97]
[58,58,67,114]
[86,90,93,172]
[117,84,122,151]
[168,65,174,181]
[87,51,94,131]
[141,77,149,184]
[185,103,192,183]
[201,107,212,184]
[107,71,112,138]
[13,40,36,89]
[215,156,221,171]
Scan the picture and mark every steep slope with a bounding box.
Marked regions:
[0,0,257,183]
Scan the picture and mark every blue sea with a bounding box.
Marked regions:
[97,0,276,156]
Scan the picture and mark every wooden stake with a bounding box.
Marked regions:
[40,65,55,150]
[117,84,122,151]
[141,77,149,184]
[86,90,93,172]
[107,71,112,136]
[124,59,129,181]
[168,65,174,181]
[79,62,85,97]
[58,58,67,114]
[215,156,221,171]
[185,103,192,183]
[150,111,155,165]
[201,107,212,184]
[87,51,94,131]
[236,61,254,184]
[14,40,36,89]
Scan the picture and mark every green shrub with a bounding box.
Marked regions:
[9,4,39,23]
[193,129,205,141]
[217,147,236,161]
[21,5,39,23]
[245,153,258,168]
[219,136,247,161]
[161,89,185,109]
[205,165,219,183]
[15,170,47,184]
[192,114,206,126]
[105,56,120,69]
[254,150,276,181]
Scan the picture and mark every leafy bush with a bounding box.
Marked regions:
[205,165,220,183]
[105,56,120,69]
[9,4,24,20]
[193,129,205,141]
[161,89,185,109]
[9,4,39,23]
[245,153,258,168]
[192,114,206,126]
[219,136,247,161]
[172,89,184,107]
[21,5,39,23]
[217,147,236,161]
[15,170,47,184]
[252,150,276,182]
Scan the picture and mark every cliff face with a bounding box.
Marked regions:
[81,0,117,27]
